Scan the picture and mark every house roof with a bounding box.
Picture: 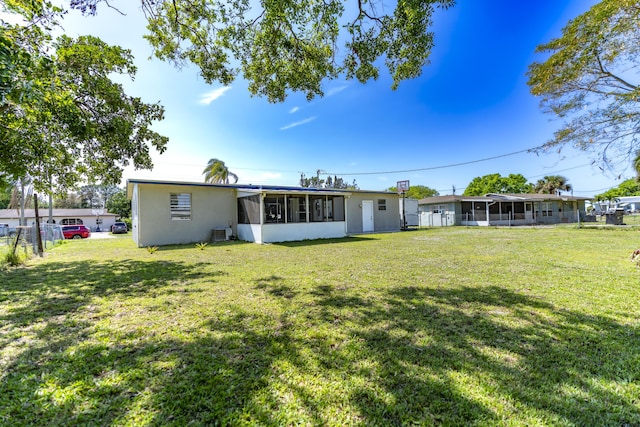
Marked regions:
[0,208,117,220]
[418,193,591,205]
[615,196,640,203]
[126,178,397,199]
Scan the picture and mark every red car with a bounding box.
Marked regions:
[62,225,91,239]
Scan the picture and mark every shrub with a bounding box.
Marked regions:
[4,251,22,266]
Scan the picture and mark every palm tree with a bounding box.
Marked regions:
[202,158,238,184]
[534,175,572,195]
[634,150,640,179]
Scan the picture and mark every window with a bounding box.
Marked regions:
[310,195,345,222]
[460,202,487,221]
[378,199,387,211]
[310,196,325,222]
[461,202,472,216]
[287,197,307,223]
[170,193,191,220]
[542,202,552,217]
[432,204,446,214]
[61,218,83,225]
[238,195,261,224]
[502,202,513,217]
[265,195,285,223]
[333,196,345,221]
[513,202,525,220]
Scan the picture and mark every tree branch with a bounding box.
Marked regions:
[596,53,638,92]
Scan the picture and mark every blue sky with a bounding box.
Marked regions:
[56,0,630,196]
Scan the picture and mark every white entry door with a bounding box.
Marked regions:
[362,200,374,232]
[525,202,533,222]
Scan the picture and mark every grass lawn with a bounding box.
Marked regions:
[1,227,639,426]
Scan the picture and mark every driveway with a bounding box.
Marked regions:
[89,232,115,239]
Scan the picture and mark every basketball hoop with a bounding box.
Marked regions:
[397,180,410,194]
[92,209,104,216]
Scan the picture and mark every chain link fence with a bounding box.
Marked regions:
[0,223,64,254]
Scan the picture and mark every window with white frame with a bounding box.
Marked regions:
[170,193,191,220]
[378,199,387,211]
[541,202,552,217]
[432,204,446,214]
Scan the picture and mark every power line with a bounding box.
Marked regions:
[326,145,544,176]
[572,187,615,193]
[525,163,590,180]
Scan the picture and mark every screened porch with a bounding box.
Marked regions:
[236,191,348,243]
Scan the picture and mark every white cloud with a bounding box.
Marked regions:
[280,116,317,130]
[289,106,299,114]
[326,85,347,97]
[199,86,231,105]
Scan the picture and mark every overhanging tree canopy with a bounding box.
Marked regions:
[0,1,168,193]
[70,0,455,102]
[527,0,640,168]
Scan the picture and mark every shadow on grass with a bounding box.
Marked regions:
[0,259,223,328]
[273,235,378,247]
[1,261,639,425]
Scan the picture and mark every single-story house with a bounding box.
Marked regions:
[126,179,401,246]
[0,208,117,231]
[591,196,640,213]
[418,193,590,227]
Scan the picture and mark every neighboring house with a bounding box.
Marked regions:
[418,193,590,227]
[0,208,117,231]
[126,179,401,246]
[591,196,640,213]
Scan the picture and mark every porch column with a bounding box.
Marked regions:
[284,195,288,223]
[486,202,489,225]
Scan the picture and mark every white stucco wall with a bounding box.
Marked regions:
[261,222,346,243]
[237,224,262,244]
[346,193,401,234]
[135,183,237,247]
[131,184,140,246]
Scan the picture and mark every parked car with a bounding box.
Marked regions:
[0,223,17,237]
[111,221,128,234]
[62,225,91,239]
